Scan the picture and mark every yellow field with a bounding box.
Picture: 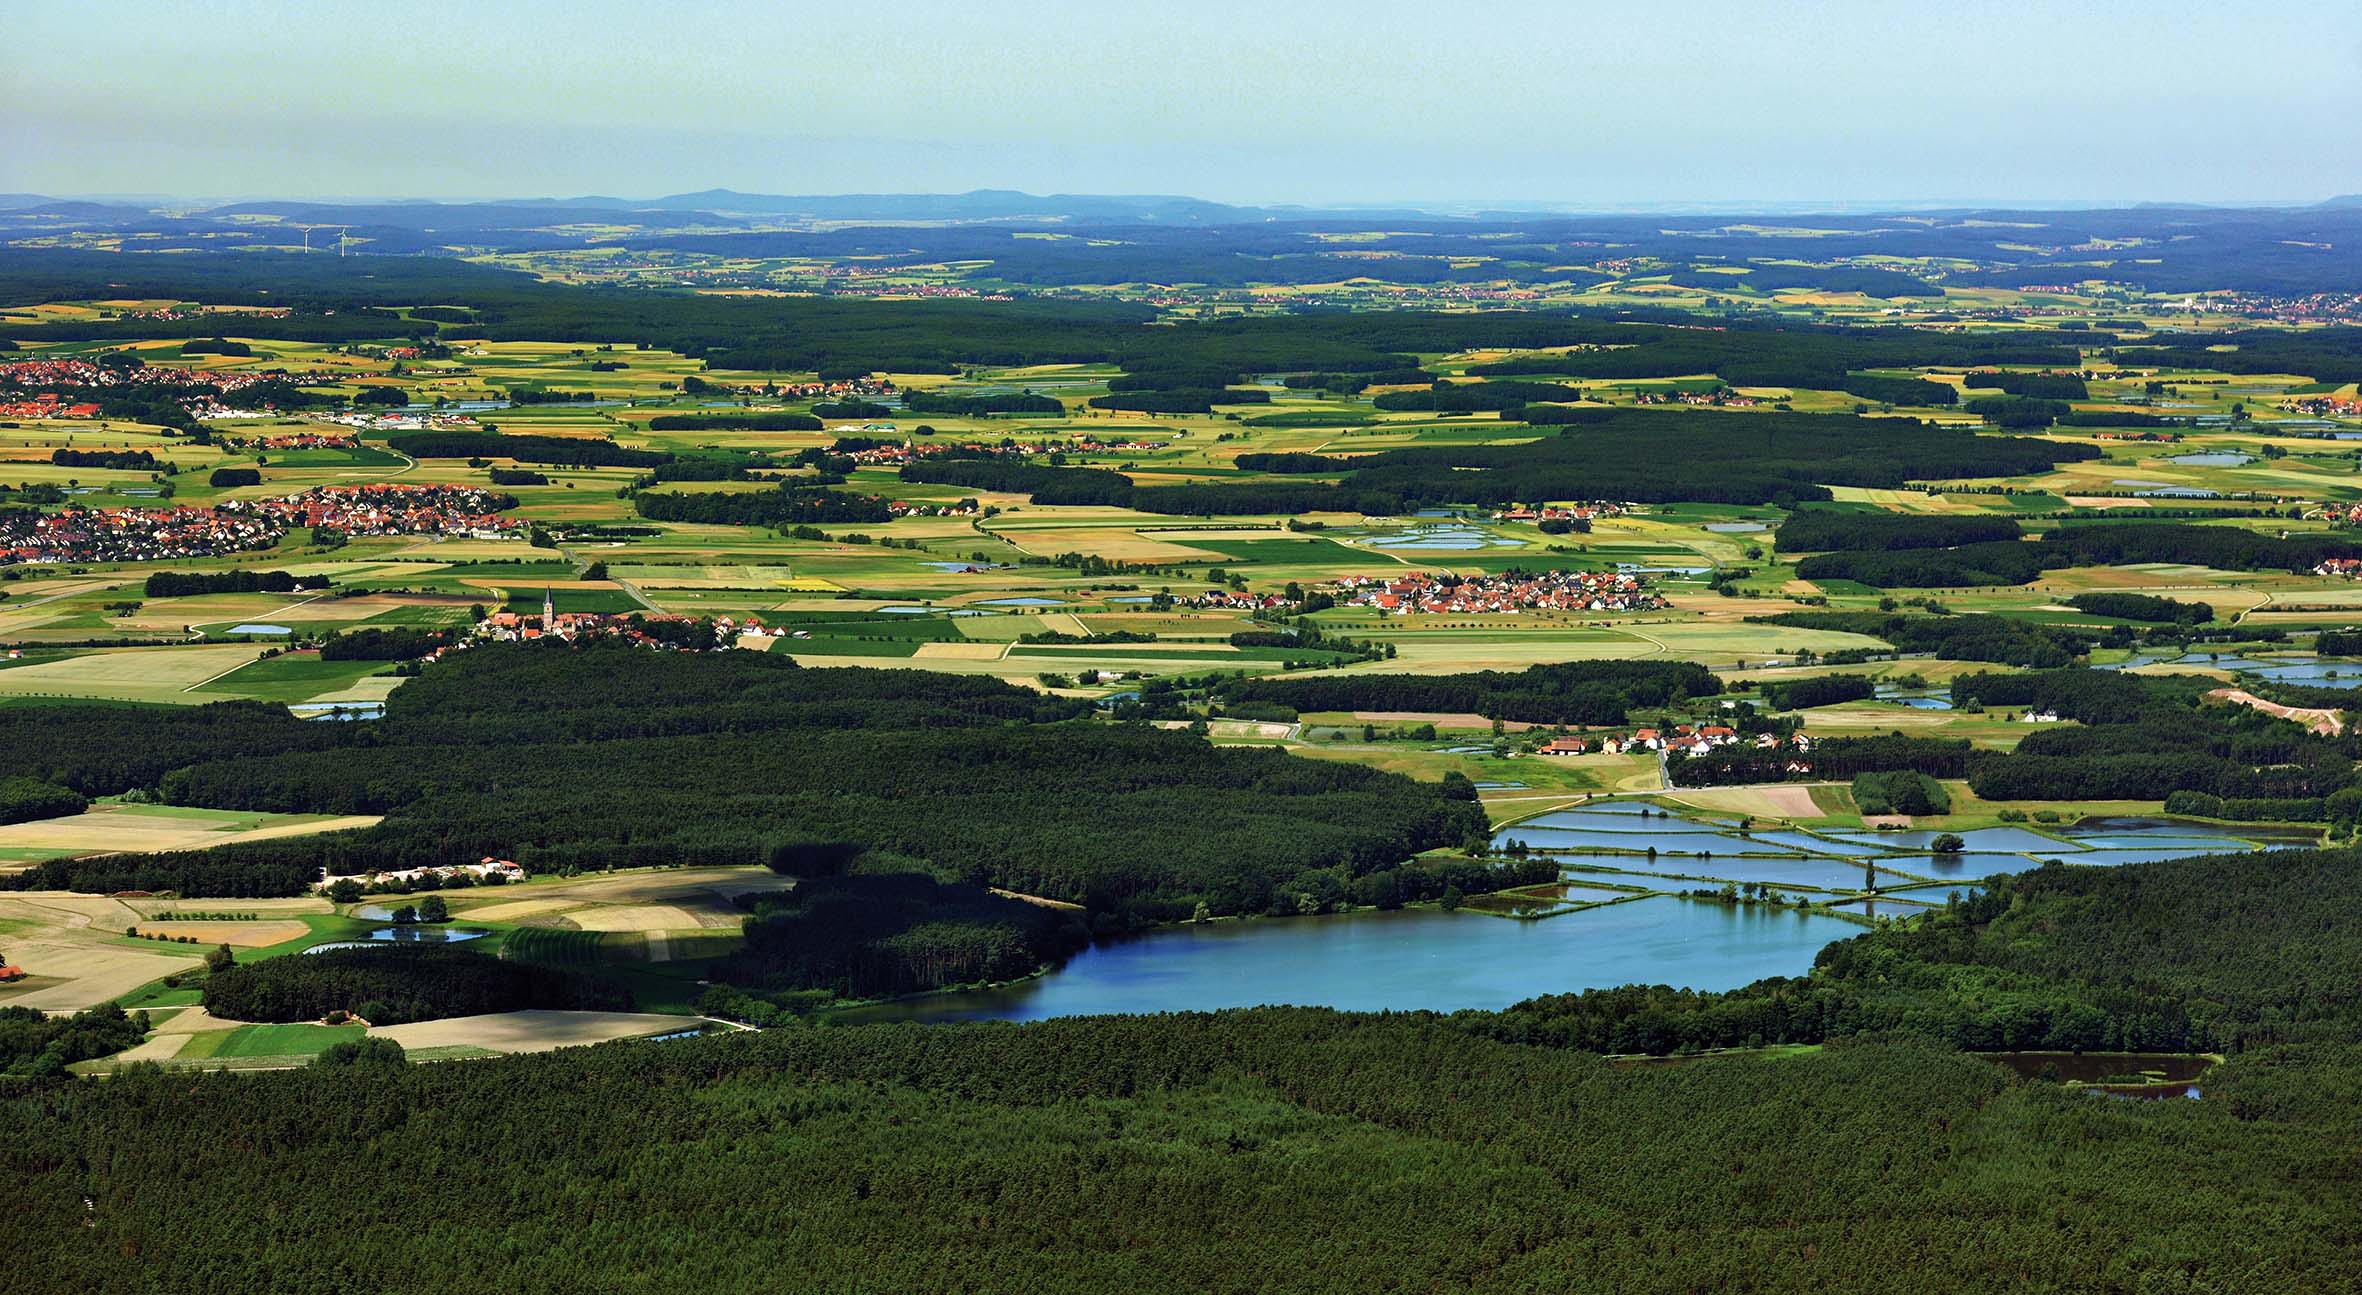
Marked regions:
[130,920,311,947]
[993,526,1221,561]
[296,674,408,706]
[0,889,202,1011]
[910,641,1010,660]
[0,804,380,858]
[369,1010,698,1054]
[1662,785,1827,820]
[563,904,707,933]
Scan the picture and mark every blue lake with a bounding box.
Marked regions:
[835,899,1851,1023]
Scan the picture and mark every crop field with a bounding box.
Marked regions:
[368,1010,697,1054]
[0,643,264,702]
[0,803,379,863]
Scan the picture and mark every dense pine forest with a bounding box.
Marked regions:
[0,646,1485,922]
[1224,660,1720,725]
[9,840,2362,1291]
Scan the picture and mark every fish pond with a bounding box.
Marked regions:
[838,802,2309,1024]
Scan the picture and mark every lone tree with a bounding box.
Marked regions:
[205,944,235,973]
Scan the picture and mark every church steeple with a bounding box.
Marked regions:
[542,587,556,633]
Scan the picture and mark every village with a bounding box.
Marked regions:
[1536,723,1815,762]
[0,483,517,563]
[1337,568,1669,615]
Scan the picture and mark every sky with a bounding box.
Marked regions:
[6,0,2359,210]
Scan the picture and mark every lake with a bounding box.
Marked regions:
[835,898,1848,1023]
[839,802,2310,1025]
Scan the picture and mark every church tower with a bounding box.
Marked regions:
[543,587,556,634]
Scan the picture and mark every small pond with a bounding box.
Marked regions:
[304,927,489,952]
[1365,524,1519,551]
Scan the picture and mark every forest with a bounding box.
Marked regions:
[644,412,823,431]
[1750,611,2101,667]
[2062,591,2214,625]
[1224,659,1721,725]
[0,646,1485,923]
[1953,669,2361,811]
[0,1004,144,1079]
[1793,522,2360,589]
[143,569,329,597]
[1668,734,1970,786]
[721,873,1091,1000]
[11,833,2362,1290]
[632,482,892,526]
[895,413,2096,516]
[386,431,671,468]
[202,946,630,1026]
[1759,674,1876,710]
[1772,508,2021,553]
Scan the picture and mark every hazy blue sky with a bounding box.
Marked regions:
[7,0,2359,207]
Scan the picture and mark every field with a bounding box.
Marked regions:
[369,1009,701,1054]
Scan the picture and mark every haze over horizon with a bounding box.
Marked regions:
[8,0,2358,210]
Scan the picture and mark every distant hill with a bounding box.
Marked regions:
[642,188,1256,224]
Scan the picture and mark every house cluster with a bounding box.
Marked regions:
[316,409,484,433]
[774,376,897,400]
[472,599,784,649]
[1179,587,1293,611]
[318,857,526,893]
[1072,436,1169,453]
[0,392,102,419]
[1338,569,1668,615]
[1488,502,1621,524]
[216,431,362,452]
[839,439,975,466]
[2279,395,2362,419]
[0,503,285,564]
[1540,726,1814,760]
[0,483,518,563]
[1636,389,1757,408]
[2093,430,2185,442]
[217,484,517,539]
[2316,557,2362,578]
[124,306,290,322]
[884,497,979,517]
[0,359,310,396]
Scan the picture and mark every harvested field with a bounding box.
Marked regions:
[1662,785,1827,819]
[0,805,379,858]
[911,641,1010,660]
[0,941,197,1011]
[0,644,264,702]
[129,921,310,947]
[369,1009,693,1054]
[1350,711,1541,730]
[563,904,704,933]
[455,898,580,922]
